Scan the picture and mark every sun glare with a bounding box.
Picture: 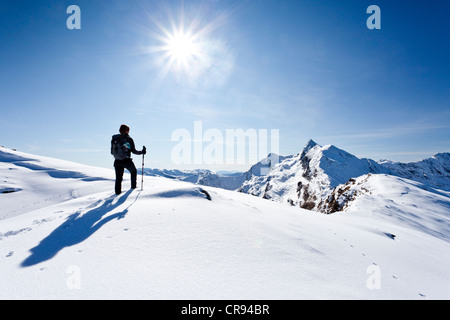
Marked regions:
[166,32,198,61]
[145,6,234,86]
[151,25,205,77]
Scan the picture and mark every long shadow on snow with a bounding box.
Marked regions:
[21,190,138,267]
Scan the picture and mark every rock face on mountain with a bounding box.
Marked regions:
[318,174,373,214]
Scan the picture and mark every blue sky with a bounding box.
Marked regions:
[0,0,449,171]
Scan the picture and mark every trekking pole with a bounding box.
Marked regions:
[141,153,145,191]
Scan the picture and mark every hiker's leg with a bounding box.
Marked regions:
[125,159,138,189]
[114,161,125,194]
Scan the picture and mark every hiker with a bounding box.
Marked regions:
[111,124,146,195]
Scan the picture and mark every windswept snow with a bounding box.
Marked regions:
[0,147,449,299]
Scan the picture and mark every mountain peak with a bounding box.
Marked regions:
[434,152,450,163]
[305,139,319,150]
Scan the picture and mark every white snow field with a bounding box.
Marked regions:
[0,147,449,299]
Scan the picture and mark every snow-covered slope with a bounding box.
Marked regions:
[319,174,450,240]
[0,147,113,220]
[1,147,449,299]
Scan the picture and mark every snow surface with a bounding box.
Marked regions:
[332,174,450,242]
[1,147,449,299]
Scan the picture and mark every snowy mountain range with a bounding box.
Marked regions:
[1,145,449,299]
[146,139,450,214]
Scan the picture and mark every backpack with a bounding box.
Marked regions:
[111,134,130,160]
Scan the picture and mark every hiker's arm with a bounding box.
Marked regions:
[129,138,143,155]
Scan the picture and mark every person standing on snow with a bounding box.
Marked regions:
[111,124,146,195]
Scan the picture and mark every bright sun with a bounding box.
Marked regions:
[154,27,204,76]
[166,32,198,61]
[146,8,232,84]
